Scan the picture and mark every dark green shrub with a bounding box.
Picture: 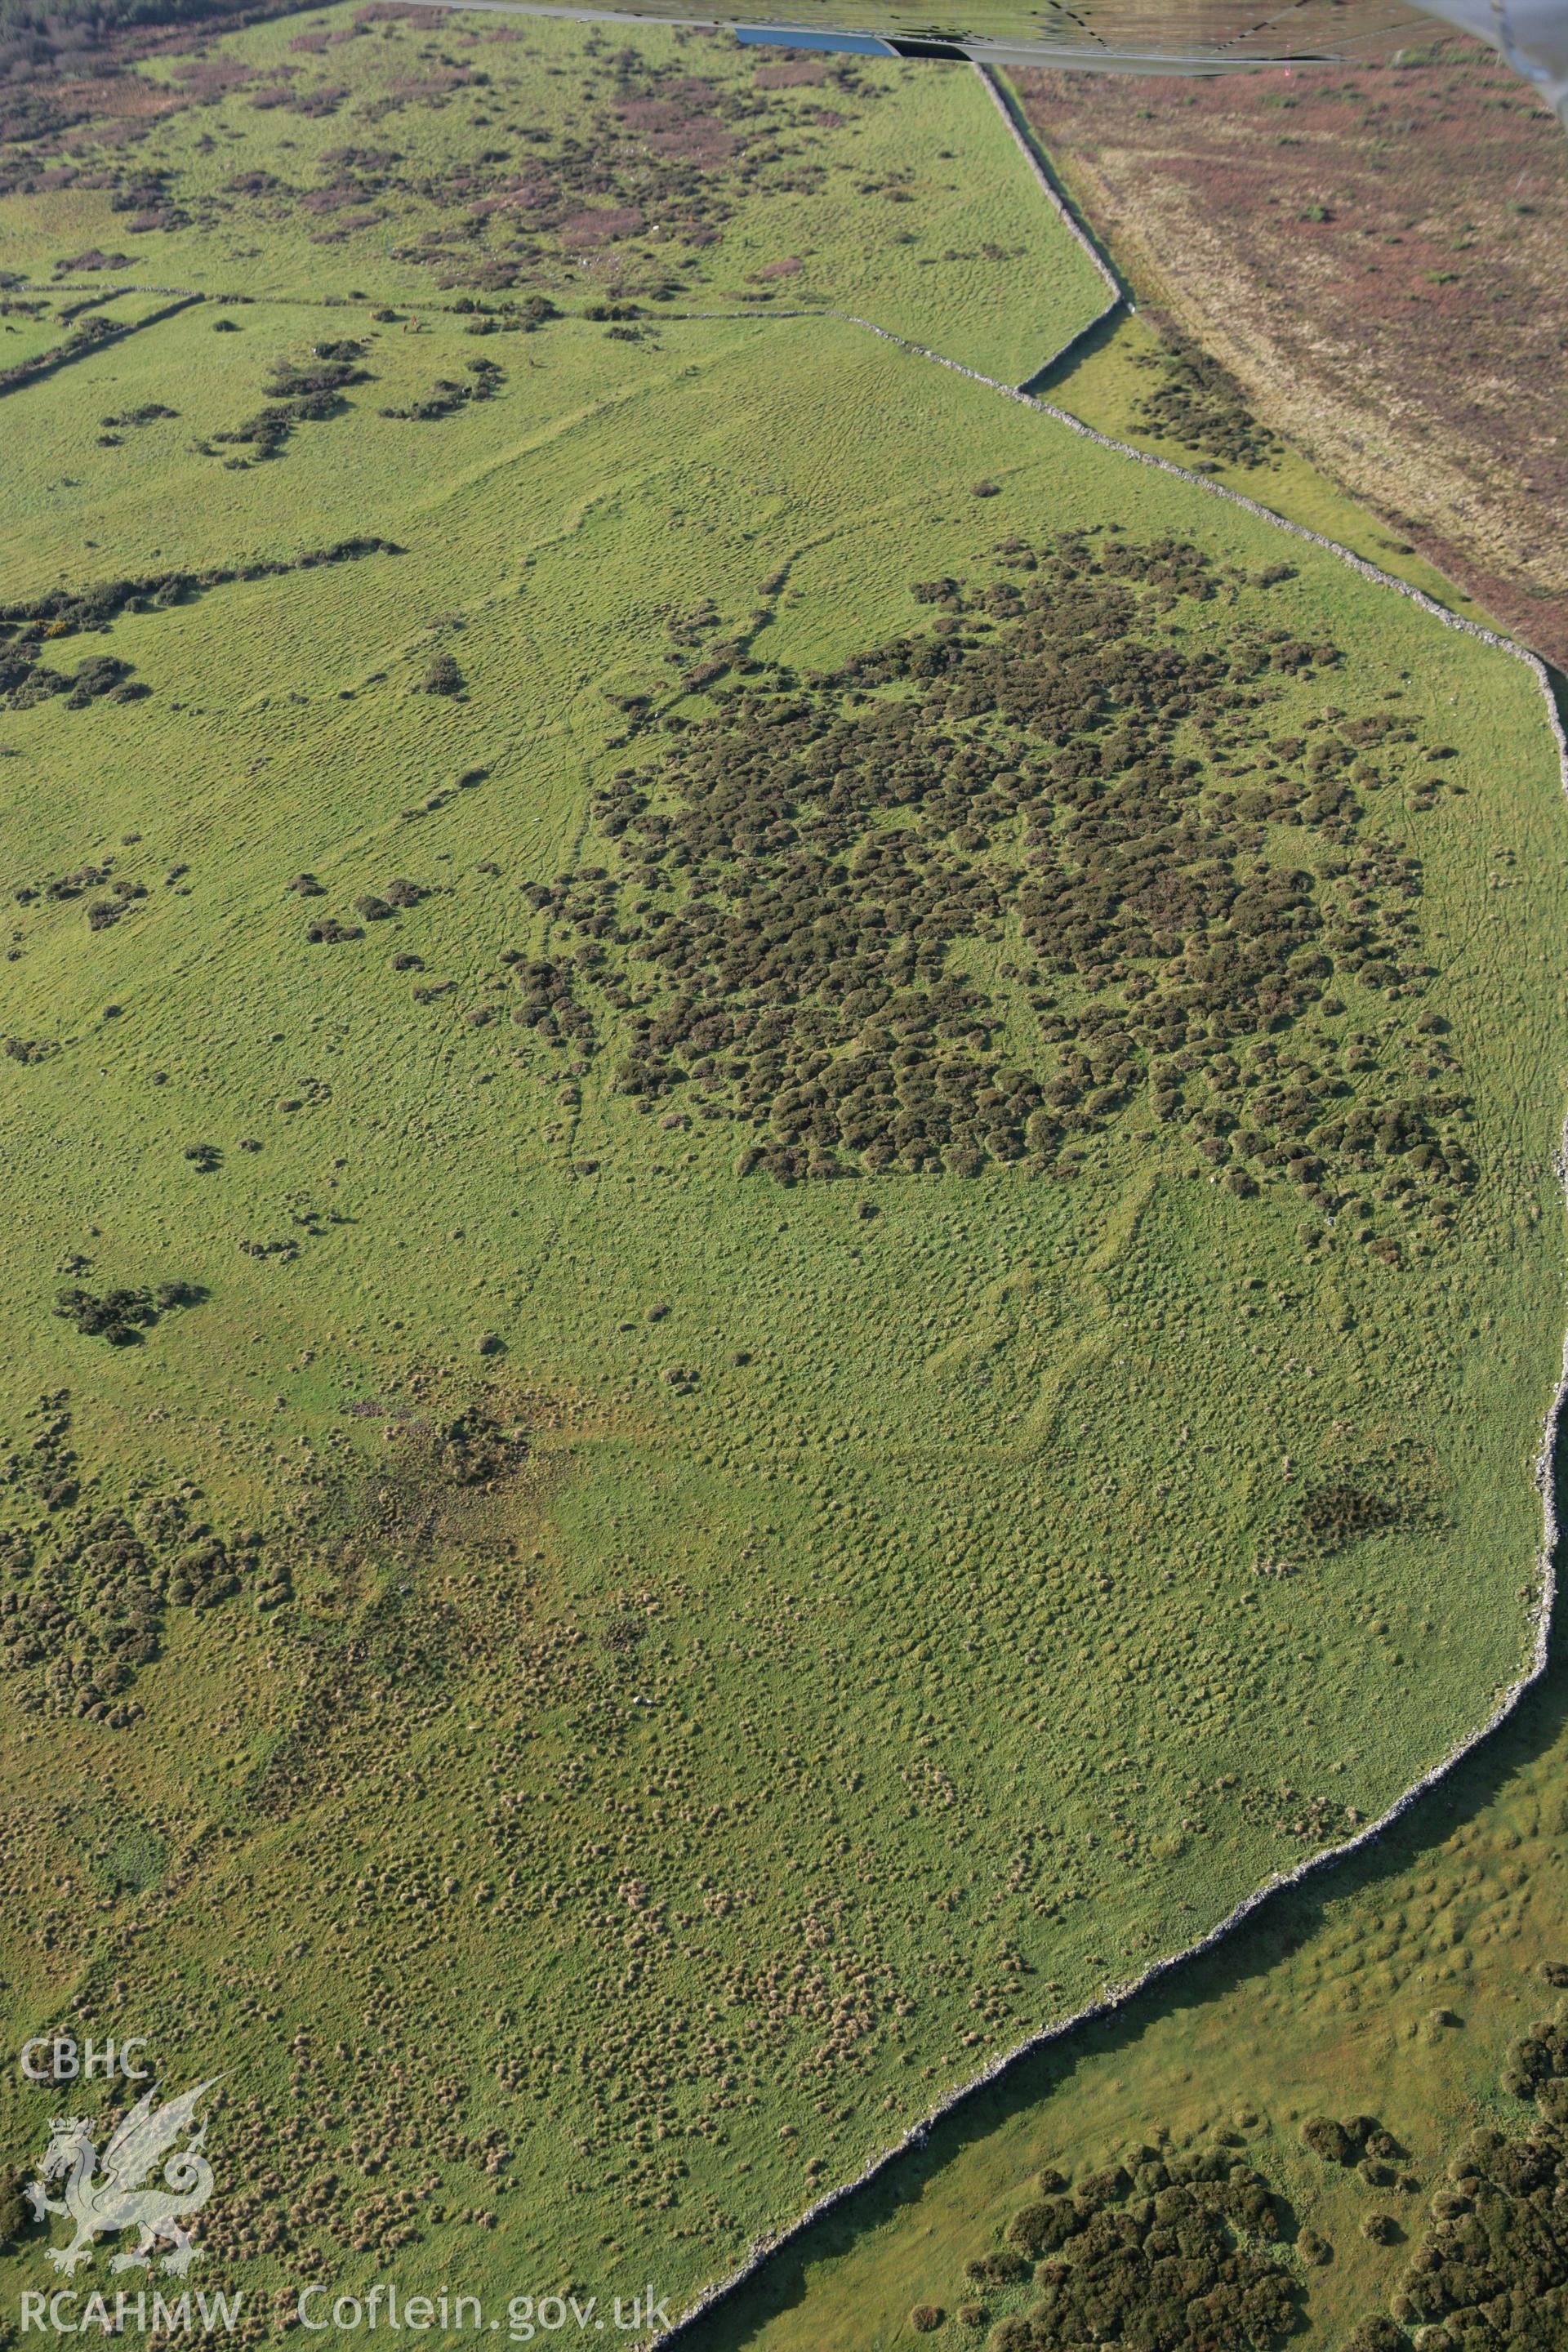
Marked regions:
[152,1280,204,1310]
[53,1280,201,1343]
[1343,2319,1410,2352]
[1302,2116,1355,2163]
[964,2252,1029,2287]
[1005,2199,1074,2256]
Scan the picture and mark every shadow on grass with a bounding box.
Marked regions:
[1539,655,1568,745]
[684,1453,1568,2347]
[1018,302,1127,401]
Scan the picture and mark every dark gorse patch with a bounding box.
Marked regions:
[523,529,1471,1253]
[1131,328,1283,470]
[53,1275,205,1346]
[209,343,372,463]
[0,537,399,711]
[1330,1988,1568,2350]
[0,1395,279,1728]
[975,2143,1303,2350]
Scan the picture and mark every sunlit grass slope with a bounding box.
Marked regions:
[0,18,1562,2335]
[0,7,1107,385]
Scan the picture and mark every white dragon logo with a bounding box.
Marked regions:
[24,2078,220,2277]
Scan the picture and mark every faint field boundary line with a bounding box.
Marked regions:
[645,309,1568,2352]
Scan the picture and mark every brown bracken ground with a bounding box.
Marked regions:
[1013,37,1568,669]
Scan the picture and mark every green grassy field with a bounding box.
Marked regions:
[0,12,1107,385]
[697,1562,1568,2352]
[0,12,1565,2344]
[1027,303,1518,640]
